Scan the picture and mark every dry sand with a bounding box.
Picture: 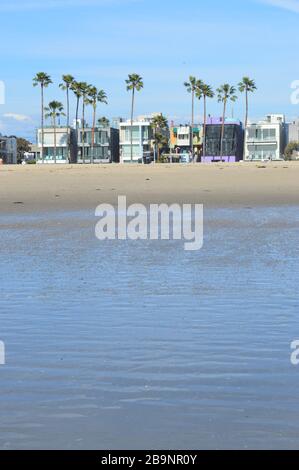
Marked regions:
[0,162,299,214]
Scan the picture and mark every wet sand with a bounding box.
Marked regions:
[0,162,299,214]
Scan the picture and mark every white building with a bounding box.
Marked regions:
[244,114,286,161]
[37,127,75,163]
[119,115,155,163]
[287,119,299,143]
[176,126,191,147]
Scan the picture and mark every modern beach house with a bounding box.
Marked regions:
[244,114,286,161]
[36,124,119,164]
[77,126,119,163]
[119,115,164,163]
[169,125,202,161]
[202,117,244,163]
[0,134,17,164]
[36,127,77,163]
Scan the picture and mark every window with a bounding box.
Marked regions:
[205,124,239,156]
[247,144,277,160]
[98,130,109,144]
[122,144,140,158]
[44,147,67,159]
[124,126,141,141]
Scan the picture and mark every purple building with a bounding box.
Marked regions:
[201,117,244,163]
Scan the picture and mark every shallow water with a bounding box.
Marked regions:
[1,206,299,450]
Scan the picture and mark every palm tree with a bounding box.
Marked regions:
[151,114,169,163]
[88,86,108,163]
[33,72,52,163]
[184,76,203,162]
[153,133,169,162]
[201,84,214,158]
[125,74,144,163]
[77,82,90,163]
[44,101,65,164]
[217,84,238,161]
[238,77,257,131]
[70,80,83,163]
[59,75,74,162]
[98,117,110,127]
[194,82,204,161]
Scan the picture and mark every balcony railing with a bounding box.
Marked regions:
[246,136,278,142]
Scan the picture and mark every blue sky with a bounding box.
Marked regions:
[0,0,299,141]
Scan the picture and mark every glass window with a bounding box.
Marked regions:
[124,126,140,141]
[122,144,140,157]
[142,127,149,140]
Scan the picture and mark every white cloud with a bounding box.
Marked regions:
[259,0,299,13]
[3,113,31,122]
[0,0,140,12]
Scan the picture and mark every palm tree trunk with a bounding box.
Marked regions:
[82,101,85,164]
[66,86,70,163]
[203,96,207,159]
[245,90,248,131]
[91,103,96,164]
[153,127,157,164]
[243,90,248,160]
[75,96,80,163]
[53,116,57,164]
[191,89,194,163]
[130,88,135,163]
[75,97,79,129]
[220,101,226,161]
[41,85,44,163]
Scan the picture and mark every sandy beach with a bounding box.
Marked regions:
[0,162,299,214]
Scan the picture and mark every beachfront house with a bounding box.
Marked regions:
[36,127,77,163]
[169,124,202,161]
[77,126,119,163]
[202,117,243,163]
[0,134,17,164]
[119,115,157,163]
[244,114,286,161]
[36,124,119,164]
